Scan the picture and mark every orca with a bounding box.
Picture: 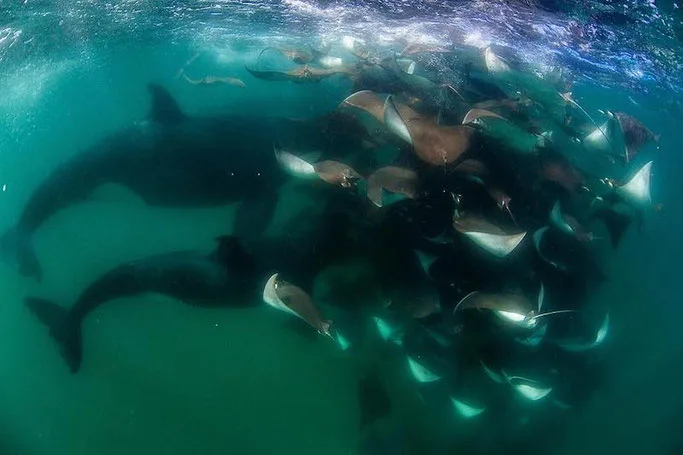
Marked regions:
[2,83,353,281]
[25,235,258,373]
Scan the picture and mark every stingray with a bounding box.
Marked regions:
[262,273,332,337]
[537,148,586,194]
[444,83,467,102]
[378,57,440,102]
[315,110,376,145]
[452,211,527,258]
[613,112,658,163]
[256,45,342,69]
[406,117,475,166]
[258,46,317,64]
[314,160,363,189]
[472,97,530,111]
[533,226,607,281]
[464,177,517,224]
[273,147,319,179]
[455,291,537,328]
[377,246,442,320]
[560,91,602,126]
[182,74,246,87]
[596,161,659,245]
[453,158,491,179]
[372,316,405,346]
[273,147,363,189]
[515,284,549,345]
[406,356,442,383]
[338,90,386,123]
[585,110,658,164]
[462,108,506,125]
[333,330,352,351]
[472,112,541,155]
[318,55,344,68]
[451,397,486,418]
[556,312,610,352]
[454,289,574,329]
[552,398,573,410]
[504,374,553,401]
[483,46,511,74]
[350,46,374,62]
[549,201,594,242]
[582,116,620,158]
[383,95,475,165]
[340,91,474,166]
[279,48,314,64]
[486,186,517,224]
[366,166,419,207]
[358,367,392,430]
[544,66,572,91]
[516,323,548,347]
[342,35,366,52]
[393,289,441,320]
[480,360,506,384]
[342,35,374,62]
[604,160,654,209]
[246,65,351,83]
[395,58,417,75]
[383,95,417,145]
[400,42,450,56]
[533,227,567,271]
[413,249,438,275]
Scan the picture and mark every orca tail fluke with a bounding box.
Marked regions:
[1,227,42,281]
[25,297,82,373]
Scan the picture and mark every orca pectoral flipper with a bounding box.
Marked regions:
[234,190,278,242]
[3,150,123,281]
[1,227,42,281]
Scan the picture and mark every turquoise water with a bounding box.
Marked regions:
[1,2,682,454]
[0,46,357,455]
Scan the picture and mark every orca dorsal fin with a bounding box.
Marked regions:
[147,83,185,124]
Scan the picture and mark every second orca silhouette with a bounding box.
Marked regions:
[25,235,259,373]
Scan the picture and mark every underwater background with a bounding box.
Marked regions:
[0,1,682,454]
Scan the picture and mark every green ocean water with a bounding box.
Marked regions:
[0,14,682,455]
[0,44,361,455]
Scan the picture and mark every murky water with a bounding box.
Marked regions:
[1,1,682,454]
